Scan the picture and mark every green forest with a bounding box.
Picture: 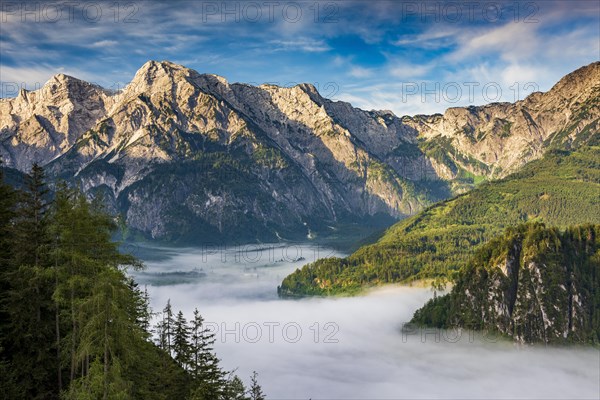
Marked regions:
[0,164,265,399]
[279,146,600,296]
[410,223,600,344]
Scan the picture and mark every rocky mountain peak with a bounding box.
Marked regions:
[526,61,600,110]
[43,72,101,93]
[51,72,75,83]
[127,60,191,94]
[293,82,323,104]
[1,61,598,242]
[135,60,182,77]
[295,82,319,94]
[551,61,600,92]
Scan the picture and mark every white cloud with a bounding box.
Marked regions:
[138,244,600,399]
[448,23,539,63]
[331,55,353,67]
[500,64,550,89]
[268,38,330,53]
[0,65,54,96]
[348,66,372,78]
[336,82,449,116]
[1,65,70,87]
[0,0,596,118]
[392,27,461,49]
[91,40,119,48]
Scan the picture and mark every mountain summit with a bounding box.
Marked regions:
[1,61,598,242]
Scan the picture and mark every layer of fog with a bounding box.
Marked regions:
[131,243,600,399]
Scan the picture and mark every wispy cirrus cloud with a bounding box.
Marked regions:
[348,66,373,78]
[446,23,539,63]
[267,38,331,53]
[90,40,120,48]
[1,0,598,116]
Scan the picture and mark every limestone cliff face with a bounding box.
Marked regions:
[0,74,114,171]
[1,61,598,242]
[412,224,600,344]
[405,62,600,177]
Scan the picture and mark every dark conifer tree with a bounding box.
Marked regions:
[173,310,191,369]
[126,278,153,340]
[155,299,175,356]
[12,163,50,266]
[0,161,15,266]
[224,374,249,400]
[188,307,227,398]
[3,163,57,399]
[0,162,17,397]
[249,371,265,400]
[0,168,264,399]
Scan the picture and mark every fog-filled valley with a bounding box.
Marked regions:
[2,1,599,398]
[132,244,600,399]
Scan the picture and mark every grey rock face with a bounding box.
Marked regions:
[1,61,598,242]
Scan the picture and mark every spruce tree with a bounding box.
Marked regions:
[0,161,17,397]
[63,357,130,400]
[249,371,265,400]
[0,168,264,399]
[12,163,50,265]
[50,185,139,392]
[224,374,249,400]
[173,310,191,369]
[127,279,152,340]
[189,308,227,397]
[155,300,175,356]
[0,161,15,267]
[72,267,144,399]
[3,163,56,399]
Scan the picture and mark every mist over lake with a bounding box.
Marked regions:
[131,243,600,399]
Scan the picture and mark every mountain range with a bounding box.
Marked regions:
[1,61,599,243]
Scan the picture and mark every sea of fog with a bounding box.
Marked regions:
[129,243,600,399]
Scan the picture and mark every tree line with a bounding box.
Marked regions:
[410,222,600,344]
[0,163,265,399]
[279,146,600,296]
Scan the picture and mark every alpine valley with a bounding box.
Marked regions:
[4,0,600,397]
[1,61,600,346]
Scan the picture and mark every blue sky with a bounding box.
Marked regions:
[1,0,599,115]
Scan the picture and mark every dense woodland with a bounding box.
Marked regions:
[279,146,600,296]
[0,164,265,399]
[411,223,600,344]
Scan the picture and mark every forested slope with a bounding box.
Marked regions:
[0,165,263,399]
[279,146,600,296]
[411,223,600,344]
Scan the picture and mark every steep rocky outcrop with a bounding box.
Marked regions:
[411,223,600,344]
[0,74,114,171]
[1,61,598,242]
